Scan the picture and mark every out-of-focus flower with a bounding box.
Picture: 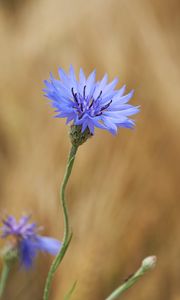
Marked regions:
[43,66,139,135]
[1,215,61,268]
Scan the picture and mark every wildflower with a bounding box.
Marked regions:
[1,215,61,268]
[43,66,139,135]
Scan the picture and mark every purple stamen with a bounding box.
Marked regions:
[101,99,112,112]
[71,88,79,104]
[83,85,86,98]
[96,90,102,100]
[95,112,103,116]
[89,99,94,109]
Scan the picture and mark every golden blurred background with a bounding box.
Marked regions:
[0,0,180,299]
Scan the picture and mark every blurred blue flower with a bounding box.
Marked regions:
[43,66,139,135]
[1,215,61,268]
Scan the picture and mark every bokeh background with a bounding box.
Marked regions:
[0,0,180,299]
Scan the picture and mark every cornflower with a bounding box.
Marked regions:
[43,66,139,135]
[1,215,61,268]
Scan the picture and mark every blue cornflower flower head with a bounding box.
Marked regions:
[1,215,61,268]
[43,66,139,136]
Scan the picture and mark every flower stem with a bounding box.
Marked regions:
[105,256,156,300]
[0,261,11,298]
[43,144,78,300]
[61,145,78,241]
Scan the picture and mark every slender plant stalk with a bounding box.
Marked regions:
[105,256,156,300]
[43,144,78,300]
[64,281,77,300]
[0,261,11,298]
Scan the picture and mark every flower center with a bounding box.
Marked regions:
[71,86,112,119]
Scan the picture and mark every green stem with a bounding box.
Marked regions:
[105,269,144,300]
[61,145,78,241]
[43,144,78,300]
[105,257,156,300]
[0,261,11,298]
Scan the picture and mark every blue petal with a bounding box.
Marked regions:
[116,84,126,97]
[49,74,72,98]
[35,236,61,255]
[103,107,139,118]
[58,68,70,88]
[117,119,135,128]
[66,114,76,124]
[85,70,96,96]
[101,116,118,135]
[93,73,108,99]
[18,216,30,228]
[112,90,134,105]
[3,216,16,228]
[118,106,140,116]
[103,111,129,121]
[86,119,95,134]
[81,120,88,133]
[99,92,117,105]
[101,77,118,97]
[69,65,78,92]
[19,239,37,269]
[79,68,86,95]
[91,118,107,130]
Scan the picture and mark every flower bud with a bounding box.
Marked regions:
[141,256,157,271]
[69,125,92,146]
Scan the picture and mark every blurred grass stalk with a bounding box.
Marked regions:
[105,256,157,300]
